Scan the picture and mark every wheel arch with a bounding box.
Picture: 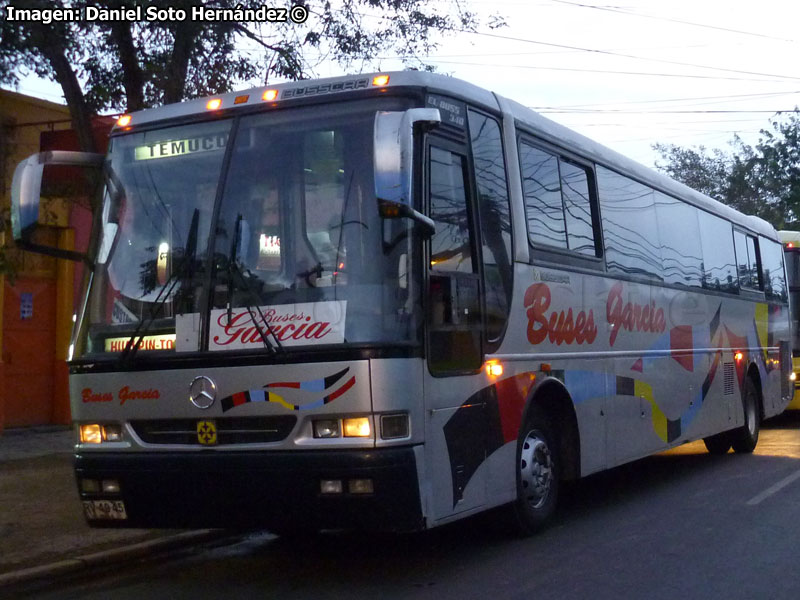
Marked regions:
[523,377,581,481]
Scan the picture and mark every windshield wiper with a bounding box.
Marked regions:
[118,208,199,365]
[226,214,284,354]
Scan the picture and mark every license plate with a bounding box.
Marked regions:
[83,499,128,521]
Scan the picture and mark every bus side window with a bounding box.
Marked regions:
[519,140,599,258]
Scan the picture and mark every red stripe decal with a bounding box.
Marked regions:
[326,376,356,402]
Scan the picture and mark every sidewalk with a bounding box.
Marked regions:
[0,426,222,588]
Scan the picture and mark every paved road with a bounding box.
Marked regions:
[20,413,800,600]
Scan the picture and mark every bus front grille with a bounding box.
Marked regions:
[129,416,297,445]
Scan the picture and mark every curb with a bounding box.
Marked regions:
[0,529,230,589]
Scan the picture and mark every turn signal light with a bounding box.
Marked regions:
[343,417,371,438]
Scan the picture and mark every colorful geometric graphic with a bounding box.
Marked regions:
[220,367,355,412]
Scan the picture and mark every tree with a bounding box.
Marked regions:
[0,0,479,153]
[653,111,800,230]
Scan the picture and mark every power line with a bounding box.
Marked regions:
[455,29,800,82]
[551,0,798,44]
[427,58,798,83]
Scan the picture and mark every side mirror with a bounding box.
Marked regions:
[11,151,104,263]
[374,108,441,235]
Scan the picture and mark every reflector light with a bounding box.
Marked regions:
[81,479,100,494]
[320,479,343,494]
[262,89,279,101]
[372,75,390,87]
[234,95,249,105]
[348,479,374,494]
[117,115,132,127]
[206,98,222,110]
[102,479,121,494]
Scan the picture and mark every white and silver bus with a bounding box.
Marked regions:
[12,72,792,533]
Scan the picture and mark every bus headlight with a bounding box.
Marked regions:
[313,419,341,439]
[79,424,123,444]
[80,424,104,444]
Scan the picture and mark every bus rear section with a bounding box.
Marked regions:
[779,230,800,409]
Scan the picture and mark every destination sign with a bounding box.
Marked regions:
[134,133,228,161]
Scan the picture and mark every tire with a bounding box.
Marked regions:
[703,433,731,455]
[731,376,761,454]
[512,408,559,535]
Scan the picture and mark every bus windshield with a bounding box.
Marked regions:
[77,100,420,358]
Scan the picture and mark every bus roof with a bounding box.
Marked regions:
[114,70,778,241]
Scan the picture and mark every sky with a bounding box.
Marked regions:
[14,0,800,168]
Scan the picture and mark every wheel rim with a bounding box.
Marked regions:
[520,430,554,510]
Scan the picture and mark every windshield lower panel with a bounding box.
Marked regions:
[75,98,421,359]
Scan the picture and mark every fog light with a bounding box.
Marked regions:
[320,479,343,494]
[103,424,123,442]
[348,479,374,494]
[313,419,340,438]
[342,417,371,438]
[80,424,103,444]
[381,414,409,439]
[81,479,100,494]
[102,479,121,494]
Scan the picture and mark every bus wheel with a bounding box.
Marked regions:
[731,377,760,454]
[703,433,731,455]
[513,409,559,534]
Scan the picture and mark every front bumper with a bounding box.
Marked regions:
[75,446,423,532]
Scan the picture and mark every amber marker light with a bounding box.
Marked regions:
[342,417,371,438]
[206,98,222,110]
[262,89,279,101]
[372,74,390,87]
[486,359,504,378]
[117,114,132,127]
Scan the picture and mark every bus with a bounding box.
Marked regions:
[11,71,793,534]
[778,230,800,409]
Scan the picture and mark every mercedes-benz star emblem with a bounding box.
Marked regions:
[189,376,217,409]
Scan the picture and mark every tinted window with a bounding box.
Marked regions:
[654,192,703,287]
[468,110,512,342]
[697,211,736,292]
[760,237,787,301]
[519,142,566,249]
[561,160,597,256]
[734,230,761,290]
[597,167,663,279]
[429,146,473,273]
[746,235,761,289]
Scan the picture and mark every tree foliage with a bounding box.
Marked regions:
[654,111,800,230]
[0,0,479,152]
